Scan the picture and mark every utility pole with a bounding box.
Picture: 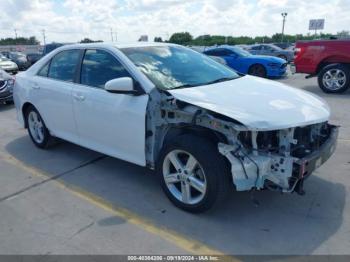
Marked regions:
[110,28,114,42]
[42,29,46,45]
[281,12,288,43]
[14,29,18,44]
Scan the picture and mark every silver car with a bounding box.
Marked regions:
[248,44,294,62]
[0,55,18,74]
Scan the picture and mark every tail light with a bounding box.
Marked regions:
[294,47,302,59]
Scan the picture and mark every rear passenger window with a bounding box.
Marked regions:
[48,50,80,82]
[80,49,131,88]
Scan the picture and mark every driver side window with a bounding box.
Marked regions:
[80,49,131,88]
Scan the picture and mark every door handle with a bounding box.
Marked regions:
[32,83,40,89]
[73,94,85,101]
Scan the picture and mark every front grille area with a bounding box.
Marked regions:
[0,80,7,91]
[291,122,331,158]
[237,122,332,157]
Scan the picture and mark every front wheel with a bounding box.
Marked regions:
[318,64,350,93]
[157,135,230,213]
[248,64,267,78]
[25,106,53,148]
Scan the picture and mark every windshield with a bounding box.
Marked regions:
[121,45,239,90]
[231,47,251,57]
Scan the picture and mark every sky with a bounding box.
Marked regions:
[0,0,349,44]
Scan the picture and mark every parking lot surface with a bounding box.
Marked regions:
[1,70,350,255]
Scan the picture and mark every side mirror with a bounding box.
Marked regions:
[105,77,136,94]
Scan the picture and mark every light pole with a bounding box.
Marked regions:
[281,12,287,43]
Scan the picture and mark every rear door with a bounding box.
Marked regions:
[31,49,82,142]
[72,49,148,166]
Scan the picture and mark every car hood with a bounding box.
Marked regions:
[0,61,17,67]
[245,55,285,63]
[168,76,330,131]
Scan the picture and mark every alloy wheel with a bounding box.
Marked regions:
[162,150,207,205]
[322,69,346,91]
[28,111,45,144]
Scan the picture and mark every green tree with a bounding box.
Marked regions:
[0,36,40,45]
[80,38,103,43]
[169,32,193,45]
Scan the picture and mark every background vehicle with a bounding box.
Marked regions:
[0,55,18,74]
[1,51,30,70]
[0,69,15,104]
[42,43,64,56]
[26,53,42,66]
[273,42,294,50]
[294,39,350,93]
[248,44,294,62]
[204,45,287,78]
[14,43,337,213]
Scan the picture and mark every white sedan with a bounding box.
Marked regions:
[14,43,338,212]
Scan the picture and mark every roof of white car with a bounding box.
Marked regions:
[61,42,175,50]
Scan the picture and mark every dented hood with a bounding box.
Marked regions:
[168,75,330,131]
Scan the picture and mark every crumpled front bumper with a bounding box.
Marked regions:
[219,125,339,193]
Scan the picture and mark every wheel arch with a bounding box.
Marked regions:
[316,56,350,74]
[248,63,266,71]
[21,102,35,128]
[156,125,231,177]
[163,125,228,147]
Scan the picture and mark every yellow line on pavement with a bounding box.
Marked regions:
[0,152,235,258]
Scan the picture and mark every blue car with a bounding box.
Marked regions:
[203,45,287,78]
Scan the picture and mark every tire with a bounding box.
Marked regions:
[318,64,350,93]
[278,55,287,61]
[157,134,230,213]
[25,106,53,149]
[248,64,267,78]
[5,100,14,105]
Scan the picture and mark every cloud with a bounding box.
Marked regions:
[0,0,349,44]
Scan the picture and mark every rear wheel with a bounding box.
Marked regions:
[248,64,267,78]
[25,106,53,148]
[157,134,230,213]
[318,64,350,93]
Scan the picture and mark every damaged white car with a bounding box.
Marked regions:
[14,43,338,212]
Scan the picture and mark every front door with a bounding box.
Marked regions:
[72,49,148,166]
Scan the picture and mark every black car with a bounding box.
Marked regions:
[26,53,42,66]
[0,69,15,104]
[1,51,31,70]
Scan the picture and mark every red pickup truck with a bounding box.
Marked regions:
[294,39,350,93]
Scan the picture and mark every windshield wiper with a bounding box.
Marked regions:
[204,77,236,85]
[172,77,236,90]
[172,84,199,89]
